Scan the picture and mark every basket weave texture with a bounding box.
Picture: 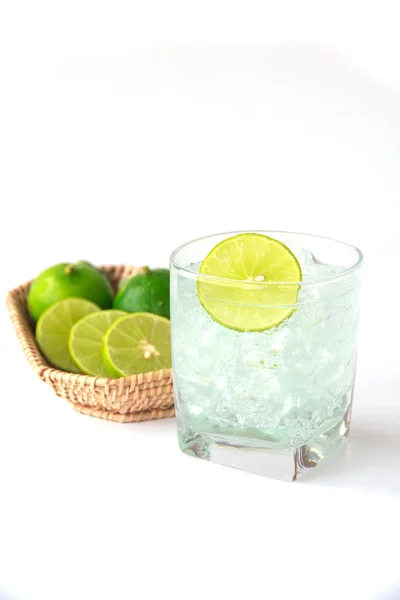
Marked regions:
[6,265,175,423]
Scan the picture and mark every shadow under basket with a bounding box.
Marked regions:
[6,265,175,423]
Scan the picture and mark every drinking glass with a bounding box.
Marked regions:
[170,231,362,481]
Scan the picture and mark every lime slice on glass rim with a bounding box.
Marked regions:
[69,310,127,377]
[103,312,171,378]
[197,233,302,332]
[36,298,101,372]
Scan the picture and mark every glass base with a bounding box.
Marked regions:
[178,403,352,482]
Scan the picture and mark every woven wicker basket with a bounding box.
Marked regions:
[6,265,175,423]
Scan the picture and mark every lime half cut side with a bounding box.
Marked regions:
[197,233,302,332]
[103,312,171,378]
[69,310,127,377]
[36,298,101,372]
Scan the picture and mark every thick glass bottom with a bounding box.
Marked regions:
[178,402,352,482]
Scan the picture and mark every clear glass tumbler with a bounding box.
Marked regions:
[170,231,362,481]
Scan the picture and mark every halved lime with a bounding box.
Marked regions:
[69,310,127,377]
[197,233,302,331]
[36,298,100,372]
[103,313,171,378]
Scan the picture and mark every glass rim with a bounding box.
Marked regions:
[169,230,363,288]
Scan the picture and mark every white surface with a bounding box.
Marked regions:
[1,3,400,599]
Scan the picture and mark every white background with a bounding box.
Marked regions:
[1,2,400,599]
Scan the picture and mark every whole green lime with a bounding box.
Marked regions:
[27,260,114,322]
[113,267,170,318]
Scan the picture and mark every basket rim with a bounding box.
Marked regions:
[6,265,173,389]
